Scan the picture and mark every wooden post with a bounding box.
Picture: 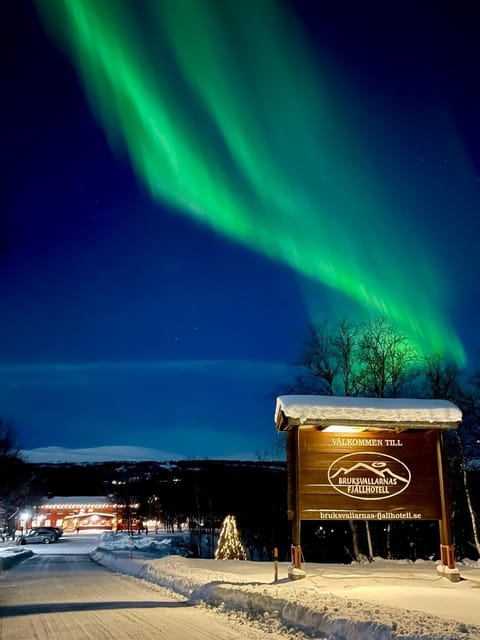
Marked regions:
[273,546,278,583]
[436,431,460,581]
[293,426,301,555]
[288,426,305,579]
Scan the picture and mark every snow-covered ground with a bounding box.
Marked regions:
[2,532,480,639]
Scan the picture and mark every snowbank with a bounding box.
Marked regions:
[0,546,33,571]
[91,547,480,640]
[2,532,479,639]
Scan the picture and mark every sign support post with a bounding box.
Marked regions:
[288,426,305,579]
[436,432,460,581]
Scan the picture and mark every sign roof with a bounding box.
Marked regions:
[275,395,462,431]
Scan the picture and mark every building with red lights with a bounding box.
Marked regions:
[19,496,140,533]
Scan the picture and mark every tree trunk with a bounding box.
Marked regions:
[455,432,480,556]
[365,521,374,562]
[349,520,361,561]
[386,523,392,559]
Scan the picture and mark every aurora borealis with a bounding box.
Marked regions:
[2,0,480,458]
[36,0,465,362]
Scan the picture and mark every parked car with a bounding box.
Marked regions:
[27,526,62,540]
[16,528,57,545]
[47,526,63,539]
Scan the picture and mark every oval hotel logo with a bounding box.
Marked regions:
[327,452,411,501]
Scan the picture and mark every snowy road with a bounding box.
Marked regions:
[0,551,283,640]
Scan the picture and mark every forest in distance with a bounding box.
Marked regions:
[26,457,480,564]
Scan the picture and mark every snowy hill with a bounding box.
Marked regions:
[20,445,183,464]
[20,445,266,464]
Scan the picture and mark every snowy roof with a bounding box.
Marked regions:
[275,395,462,431]
[38,496,114,507]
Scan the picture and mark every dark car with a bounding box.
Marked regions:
[33,526,63,540]
[16,528,57,545]
[41,527,63,540]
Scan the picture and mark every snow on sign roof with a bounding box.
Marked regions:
[275,395,462,431]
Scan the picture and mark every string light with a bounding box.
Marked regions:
[215,515,247,560]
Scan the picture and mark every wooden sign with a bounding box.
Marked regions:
[288,429,441,520]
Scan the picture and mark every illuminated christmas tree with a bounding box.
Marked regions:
[215,515,247,560]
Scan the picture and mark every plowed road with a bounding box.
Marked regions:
[0,552,274,640]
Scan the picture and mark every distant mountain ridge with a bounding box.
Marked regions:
[20,445,265,464]
[20,445,184,464]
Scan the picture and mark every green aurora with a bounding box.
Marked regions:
[36,0,466,364]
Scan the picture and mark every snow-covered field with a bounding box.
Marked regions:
[2,532,480,640]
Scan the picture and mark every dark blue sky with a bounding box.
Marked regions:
[2,0,480,458]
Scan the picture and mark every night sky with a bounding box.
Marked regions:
[2,0,480,459]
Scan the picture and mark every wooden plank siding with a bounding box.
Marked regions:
[288,429,441,520]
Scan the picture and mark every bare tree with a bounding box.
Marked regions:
[0,421,19,458]
[424,354,460,401]
[331,318,359,396]
[357,317,418,397]
[423,356,480,558]
[295,323,340,395]
[294,317,419,399]
[0,422,32,536]
[454,431,480,556]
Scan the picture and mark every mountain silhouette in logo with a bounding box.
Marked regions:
[329,462,409,484]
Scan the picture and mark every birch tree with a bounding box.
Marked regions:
[423,355,480,558]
